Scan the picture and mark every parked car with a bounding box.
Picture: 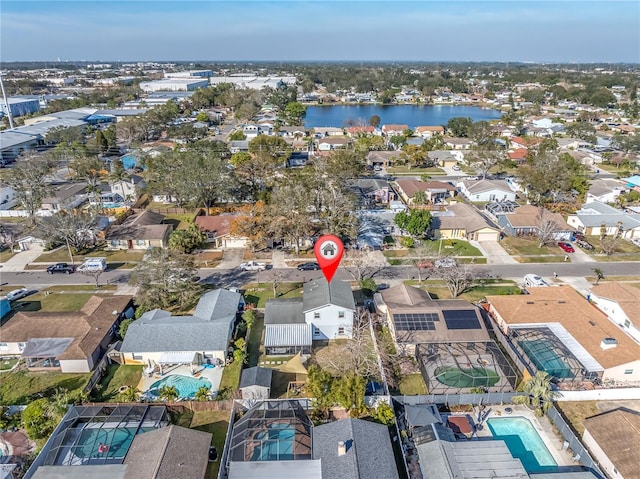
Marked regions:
[5,288,29,302]
[435,258,457,268]
[452,164,461,171]
[239,261,266,271]
[523,274,549,288]
[576,239,594,251]
[297,262,320,271]
[557,242,575,253]
[46,263,76,274]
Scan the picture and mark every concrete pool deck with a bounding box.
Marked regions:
[136,363,223,399]
[472,404,577,468]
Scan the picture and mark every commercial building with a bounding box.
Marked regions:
[0,97,41,117]
[139,78,209,92]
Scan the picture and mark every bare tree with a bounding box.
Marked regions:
[412,244,439,283]
[270,269,287,298]
[0,224,21,253]
[35,211,97,264]
[536,207,561,247]
[82,268,104,288]
[440,263,477,298]
[343,248,387,281]
[5,153,55,224]
[599,237,619,256]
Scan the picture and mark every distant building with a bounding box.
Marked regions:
[0,97,41,117]
[139,78,209,92]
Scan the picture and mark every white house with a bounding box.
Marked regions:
[567,201,640,239]
[263,279,356,355]
[0,184,16,210]
[590,282,640,343]
[457,179,516,203]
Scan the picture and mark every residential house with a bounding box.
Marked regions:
[395,179,456,205]
[494,204,574,240]
[366,151,399,168]
[264,279,356,355]
[431,203,501,241]
[589,282,640,343]
[415,126,445,139]
[346,126,375,137]
[375,284,491,356]
[348,178,392,208]
[622,175,640,191]
[41,183,88,211]
[586,179,627,204]
[225,400,399,479]
[443,137,472,150]
[0,184,16,210]
[118,288,244,367]
[239,366,272,400]
[567,201,640,239]
[457,179,516,203]
[317,136,352,152]
[508,148,528,164]
[581,408,640,479]
[381,124,409,137]
[509,136,542,150]
[195,214,248,248]
[0,295,133,373]
[427,150,462,168]
[229,140,249,153]
[105,210,173,250]
[485,286,640,383]
[278,126,307,139]
[313,127,344,137]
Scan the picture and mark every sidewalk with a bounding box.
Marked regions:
[0,244,45,272]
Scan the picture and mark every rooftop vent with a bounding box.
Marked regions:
[526,301,535,305]
[589,320,597,326]
[338,441,346,456]
[600,337,618,350]
[558,300,566,304]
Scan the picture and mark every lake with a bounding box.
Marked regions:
[303,104,502,129]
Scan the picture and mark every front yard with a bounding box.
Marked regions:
[8,292,97,316]
[242,282,303,308]
[405,279,522,302]
[500,236,558,256]
[35,247,145,266]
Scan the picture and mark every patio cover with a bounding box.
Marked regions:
[277,352,308,375]
[158,351,197,364]
[21,338,74,358]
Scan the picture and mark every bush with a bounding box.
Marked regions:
[399,236,415,248]
[360,278,377,297]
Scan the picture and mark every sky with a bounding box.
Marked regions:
[1,0,639,63]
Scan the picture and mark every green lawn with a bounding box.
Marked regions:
[500,237,558,256]
[0,370,90,405]
[243,282,303,308]
[219,360,242,392]
[9,293,95,314]
[246,315,265,367]
[516,256,568,263]
[35,248,145,265]
[398,374,427,395]
[44,285,117,292]
[383,249,409,258]
[190,410,231,479]
[422,239,484,257]
[0,249,15,263]
[416,281,521,302]
[0,358,19,371]
[91,365,143,402]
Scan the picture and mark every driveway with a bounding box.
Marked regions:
[567,244,596,264]
[475,240,519,265]
[214,248,246,269]
[0,243,45,272]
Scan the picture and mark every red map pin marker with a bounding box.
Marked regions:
[314,235,344,283]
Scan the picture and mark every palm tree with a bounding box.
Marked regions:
[158,385,179,402]
[194,386,211,402]
[592,268,605,285]
[118,386,140,403]
[513,371,558,417]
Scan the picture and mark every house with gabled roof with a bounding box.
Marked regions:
[567,201,640,239]
[431,203,501,241]
[118,288,244,367]
[589,282,640,343]
[457,179,516,203]
[381,124,409,136]
[395,179,457,205]
[263,279,356,355]
[195,213,249,248]
[495,204,574,240]
[0,295,133,373]
[239,366,272,400]
[415,126,445,138]
[105,210,173,250]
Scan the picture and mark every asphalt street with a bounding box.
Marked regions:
[2,262,638,291]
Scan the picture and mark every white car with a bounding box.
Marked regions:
[5,288,29,302]
[452,164,461,171]
[435,258,457,268]
[523,274,549,288]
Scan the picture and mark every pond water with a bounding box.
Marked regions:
[304,104,502,129]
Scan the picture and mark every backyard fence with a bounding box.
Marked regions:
[83,355,112,394]
[395,391,521,406]
[547,406,604,479]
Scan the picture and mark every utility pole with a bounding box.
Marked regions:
[0,71,15,129]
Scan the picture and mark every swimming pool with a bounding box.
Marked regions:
[434,365,500,388]
[521,339,573,379]
[74,426,155,460]
[101,202,125,209]
[251,423,295,461]
[487,417,557,473]
[147,374,212,399]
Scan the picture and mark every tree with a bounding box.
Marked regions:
[440,262,476,298]
[129,247,201,312]
[394,209,432,237]
[195,386,211,402]
[369,115,381,127]
[599,237,619,256]
[233,338,247,364]
[592,268,605,285]
[242,309,256,330]
[230,201,272,251]
[228,130,246,141]
[372,402,395,425]
[118,387,140,402]
[81,268,105,288]
[158,385,179,402]
[70,155,106,186]
[468,120,503,179]
[566,121,597,144]
[22,398,56,440]
[389,135,407,149]
[283,101,307,125]
[512,371,558,417]
[35,211,97,264]
[446,117,473,137]
[535,207,561,248]
[168,223,204,254]
[118,318,135,338]
[343,248,386,282]
[332,374,366,417]
[5,153,55,224]
[195,111,210,123]
[306,366,334,413]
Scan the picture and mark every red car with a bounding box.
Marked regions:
[557,242,575,253]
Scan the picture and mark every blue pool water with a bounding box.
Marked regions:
[521,339,573,379]
[251,423,295,461]
[120,154,138,170]
[75,426,155,459]
[148,374,212,399]
[101,202,124,209]
[487,417,558,473]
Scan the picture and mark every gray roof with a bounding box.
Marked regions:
[428,150,456,161]
[313,418,399,479]
[229,460,322,479]
[11,118,87,137]
[417,439,528,479]
[119,289,241,353]
[123,425,211,479]
[574,201,640,230]
[264,298,304,324]
[303,279,355,313]
[404,404,442,427]
[0,130,39,149]
[460,179,513,194]
[31,465,127,479]
[240,366,273,389]
[349,178,389,192]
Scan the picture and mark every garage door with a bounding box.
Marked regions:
[476,231,499,242]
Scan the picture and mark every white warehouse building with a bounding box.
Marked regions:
[139,78,209,92]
